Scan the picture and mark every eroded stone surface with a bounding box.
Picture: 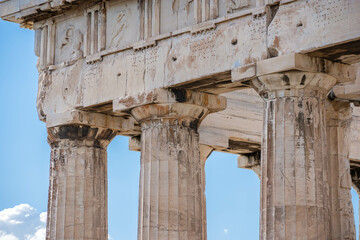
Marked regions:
[46,125,116,240]
[132,103,211,240]
[254,69,337,239]
[2,0,360,239]
[326,101,356,240]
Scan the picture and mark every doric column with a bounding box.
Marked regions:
[133,104,207,240]
[43,110,133,240]
[129,138,213,240]
[253,70,337,240]
[327,101,356,239]
[46,125,116,240]
[122,89,225,240]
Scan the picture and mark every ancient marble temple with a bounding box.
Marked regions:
[1,0,360,239]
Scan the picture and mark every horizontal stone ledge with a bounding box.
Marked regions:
[232,53,356,84]
[331,63,360,102]
[332,85,360,102]
[0,0,84,21]
[46,110,136,134]
[113,88,227,114]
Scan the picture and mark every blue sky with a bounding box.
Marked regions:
[0,19,358,240]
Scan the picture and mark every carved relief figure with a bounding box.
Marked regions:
[172,0,179,14]
[60,25,83,60]
[185,0,194,14]
[109,9,129,48]
[171,0,193,15]
[226,0,249,13]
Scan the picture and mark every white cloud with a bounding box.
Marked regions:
[39,212,46,224]
[224,228,228,234]
[25,227,45,240]
[0,231,19,240]
[0,204,46,240]
[0,204,35,225]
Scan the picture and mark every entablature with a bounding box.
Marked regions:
[0,0,293,28]
[2,0,360,156]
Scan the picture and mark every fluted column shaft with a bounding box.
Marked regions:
[132,103,209,240]
[327,101,356,240]
[46,125,116,240]
[253,71,337,240]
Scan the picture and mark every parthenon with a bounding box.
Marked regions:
[1,0,360,239]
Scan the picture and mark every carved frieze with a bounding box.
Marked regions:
[55,14,85,65]
[225,0,249,13]
[106,0,139,49]
[60,26,84,61]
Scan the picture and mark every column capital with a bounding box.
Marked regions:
[46,110,136,148]
[46,109,136,134]
[253,71,337,99]
[114,88,226,128]
[46,125,111,239]
[255,53,355,83]
[232,53,356,99]
[47,124,117,148]
[131,103,209,128]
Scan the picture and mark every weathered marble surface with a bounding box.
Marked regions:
[1,0,359,122]
[136,111,205,240]
[47,125,116,239]
[2,0,360,239]
[128,90,224,240]
[327,101,356,240]
[256,72,335,240]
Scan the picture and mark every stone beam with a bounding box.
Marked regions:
[332,63,360,102]
[129,136,141,152]
[237,152,261,177]
[199,89,262,154]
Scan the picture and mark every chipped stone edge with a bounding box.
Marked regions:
[113,88,227,114]
[46,109,135,132]
[231,53,356,84]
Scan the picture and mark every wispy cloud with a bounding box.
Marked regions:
[0,204,46,240]
[224,228,229,234]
